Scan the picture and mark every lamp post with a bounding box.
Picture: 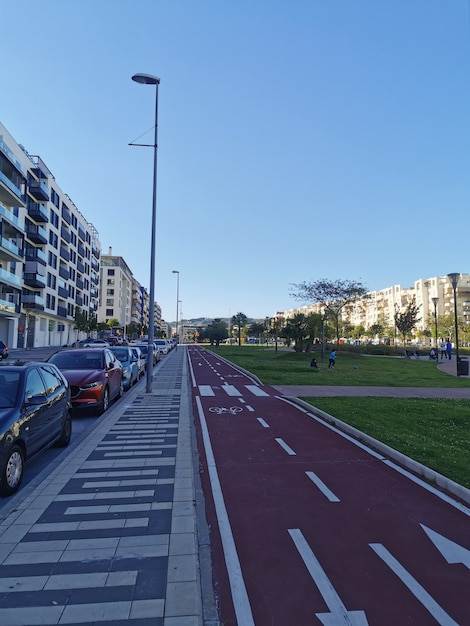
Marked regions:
[431,297,439,363]
[447,273,460,376]
[131,73,160,393]
[178,300,183,344]
[172,270,179,348]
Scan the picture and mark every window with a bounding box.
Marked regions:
[47,273,56,289]
[25,368,47,401]
[46,294,56,309]
[49,231,58,248]
[39,365,62,394]
[108,269,115,276]
[107,289,114,296]
[50,209,59,228]
[106,308,114,316]
[49,252,57,269]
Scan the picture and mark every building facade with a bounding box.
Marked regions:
[0,122,101,349]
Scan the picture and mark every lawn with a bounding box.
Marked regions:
[206,345,470,489]
[207,345,470,387]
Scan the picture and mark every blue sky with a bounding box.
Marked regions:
[2,0,469,321]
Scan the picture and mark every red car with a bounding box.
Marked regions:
[47,348,123,415]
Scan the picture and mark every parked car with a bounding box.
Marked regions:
[47,348,123,415]
[109,346,139,390]
[130,342,159,365]
[154,339,169,355]
[0,363,72,496]
[129,345,146,379]
[81,339,110,348]
[0,341,8,361]
[106,336,123,346]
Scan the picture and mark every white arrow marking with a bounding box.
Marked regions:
[289,529,369,625]
[421,524,470,569]
[370,543,459,626]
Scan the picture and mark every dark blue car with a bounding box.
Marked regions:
[0,363,72,496]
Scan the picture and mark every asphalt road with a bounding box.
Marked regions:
[188,346,469,626]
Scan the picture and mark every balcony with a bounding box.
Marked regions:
[28,180,50,202]
[60,246,70,262]
[76,277,84,290]
[0,296,18,314]
[60,226,71,243]
[78,225,86,241]
[0,203,23,229]
[30,156,50,181]
[0,171,25,208]
[59,266,69,280]
[92,245,100,259]
[25,246,47,265]
[0,266,22,289]
[25,223,47,245]
[57,305,68,318]
[58,285,68,299]
[27,202,48,223]
[24,272,46,289]
[91,258,99,272]
[77,260,85,273]
[75,294,83,306]
[21,293,45,311]
[0,237,23,262]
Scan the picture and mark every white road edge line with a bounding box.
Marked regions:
[369,543,459,626]
[306,471,340,502]
[195,396,255,626]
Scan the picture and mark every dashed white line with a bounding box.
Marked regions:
[275,438,296,455]
[306,471,340,502]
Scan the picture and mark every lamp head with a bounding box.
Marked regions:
[132,73,160,85]
[172,270,179,274]
[447,273,460,289]
[431,297,439,306]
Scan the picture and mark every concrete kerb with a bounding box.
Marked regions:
[285,395,470,507]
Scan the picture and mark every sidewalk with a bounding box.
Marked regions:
[0,347,215,626]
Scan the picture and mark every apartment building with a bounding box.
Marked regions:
[0,122,101,349]
[278,273,470,340]
[98,248,163,337]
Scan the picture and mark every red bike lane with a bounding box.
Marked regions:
[189,347,469,626]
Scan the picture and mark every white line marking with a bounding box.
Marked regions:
[306,471,340,502]
[257,418,270,428]
[245,385,269,396]
[370,543,459,626]
[289,529,369,625]
[196,397,254,625]
[246,405,254,412]
[275,438,296,455]
[222,384,242,396]
[198,385,215,396]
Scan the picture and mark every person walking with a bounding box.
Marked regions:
[328,349,336,369]
[446,339,452,360]
[439,340,447,360]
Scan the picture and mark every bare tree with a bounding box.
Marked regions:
[291,278,369,345]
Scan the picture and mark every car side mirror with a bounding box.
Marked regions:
[27,395,46,406]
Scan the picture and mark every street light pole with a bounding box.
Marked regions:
[172,270,179,349]
[431,297,439,363]
[131,73,160,393]
[447,273,460,376]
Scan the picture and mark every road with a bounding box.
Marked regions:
[188,346,469,626]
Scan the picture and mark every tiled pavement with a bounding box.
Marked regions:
[0,347,215,626]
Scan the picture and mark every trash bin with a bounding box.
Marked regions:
[457,357,469,376]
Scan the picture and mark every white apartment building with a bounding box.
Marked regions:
[279,273,470,340]
[98,249,162,336]
[0,122,101,348]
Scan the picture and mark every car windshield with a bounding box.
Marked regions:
[49,351,104,369]
[135,345,148,355]
[0,371,20,408]
[112,348,129,362]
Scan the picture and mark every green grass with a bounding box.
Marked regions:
[206,345,470,489]
[207,345,470,387]
[301,397,470,489]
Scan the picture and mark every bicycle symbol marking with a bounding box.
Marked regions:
[209,406,243,415]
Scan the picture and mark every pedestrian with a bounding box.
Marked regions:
[439,340,447,360]
[328,349,336,369]
[446,339,452,361]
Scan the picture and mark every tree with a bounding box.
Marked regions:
[291,278,369,345]
[394,297,421,356]
[248,322,266,344]
[231,312,248,346]
[73,308,89,342]
[205,319,228,346]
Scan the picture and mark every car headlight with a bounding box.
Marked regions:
[80,381,102,390]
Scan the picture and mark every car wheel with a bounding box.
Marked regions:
[99,386,109,415]
[55,411,72,447]
[0,445,24,496]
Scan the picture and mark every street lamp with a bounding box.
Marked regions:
[447,273,460,376]
[431,297,439,363]
[172,270,179,349]
[131,72,160,393]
